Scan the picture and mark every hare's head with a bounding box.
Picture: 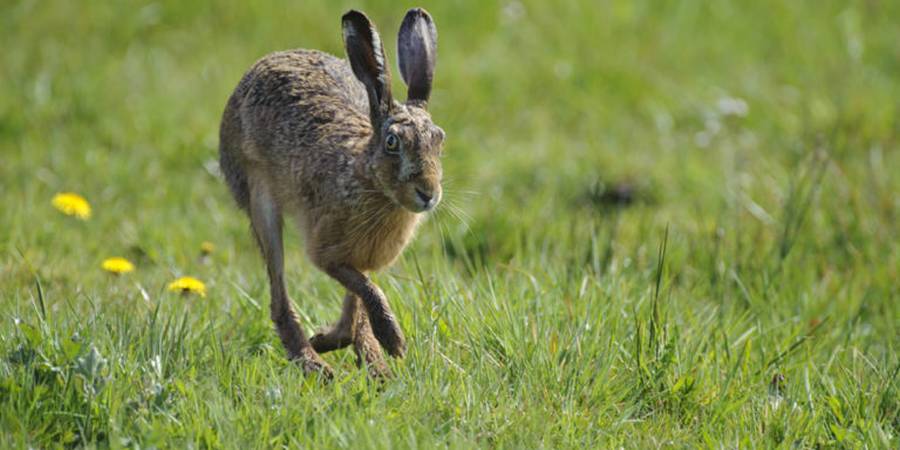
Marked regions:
[343,8,444,213]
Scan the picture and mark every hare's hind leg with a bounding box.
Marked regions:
[249,179,333,378]
[311,293,391,378]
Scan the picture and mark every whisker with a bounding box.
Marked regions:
[444,207,472,233]
[430,210,449,259]
[439,199,473,232]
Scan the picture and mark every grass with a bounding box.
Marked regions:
[1,0,898,447]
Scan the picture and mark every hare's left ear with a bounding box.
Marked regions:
[397,8,437,106]
[343,10,393,124]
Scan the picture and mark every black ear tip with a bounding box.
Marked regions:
[404,7,432,22]
[342,9,369,26]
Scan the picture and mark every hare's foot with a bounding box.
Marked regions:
[273,311,334,379]
[368,313,406,358]
[355,331,391,378]
[292,346,334,379]
[352,308,392,378]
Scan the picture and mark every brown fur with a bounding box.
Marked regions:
[219,8,443,377]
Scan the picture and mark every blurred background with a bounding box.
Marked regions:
[3,0,898,263]
[2,0,897,265]
[0,0,898,447]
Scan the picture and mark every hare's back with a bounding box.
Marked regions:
[238,49,369,133]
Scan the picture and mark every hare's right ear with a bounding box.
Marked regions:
[398,8,437,106]
[342,10,393,124]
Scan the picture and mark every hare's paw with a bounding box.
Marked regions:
[294,347,335,380]
[370,315,406,358]
[364,357,392,380]
[353,329,393,379]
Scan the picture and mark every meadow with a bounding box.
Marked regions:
[1,0,898,447]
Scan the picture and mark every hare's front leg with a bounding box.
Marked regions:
[348,293,392,378]
[249,181,333,377]
[309,294,355,353]
[326,265,406,357]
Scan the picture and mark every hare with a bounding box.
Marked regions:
[218,8,443,378]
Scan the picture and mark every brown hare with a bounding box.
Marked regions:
[218,8,443,378]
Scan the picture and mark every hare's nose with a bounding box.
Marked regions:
[415,188,434,206]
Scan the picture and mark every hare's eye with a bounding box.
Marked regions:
[385,133,401,154]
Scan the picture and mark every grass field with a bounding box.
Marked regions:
[2,0,899,447]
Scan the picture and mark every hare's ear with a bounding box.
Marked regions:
[398,8,437,106]
[342,10,393,123]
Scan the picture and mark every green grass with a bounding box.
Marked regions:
[2,0,898,447]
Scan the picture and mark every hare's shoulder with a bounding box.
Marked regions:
[241,49,367,114]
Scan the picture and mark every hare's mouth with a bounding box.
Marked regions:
[412,187,439,212]
[398,184,440,213]
[377,180,441,213]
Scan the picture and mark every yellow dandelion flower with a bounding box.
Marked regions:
[52,192,92,220]
[200,241,215,255]
[101,257,135,274]
[167,276,206,297]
